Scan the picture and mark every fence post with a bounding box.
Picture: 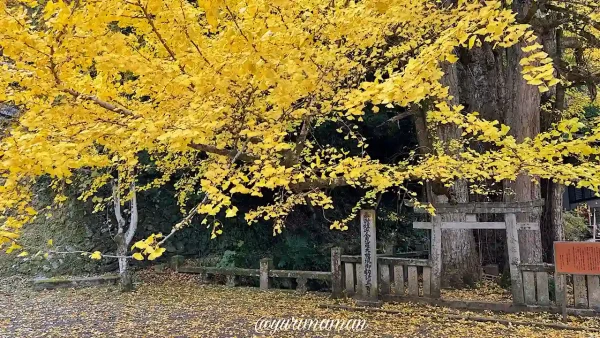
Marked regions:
[331,247,342,298]
[430,215,442,298]
[170,255,184,272]
[260,258,272,290]
[505,212,524,304]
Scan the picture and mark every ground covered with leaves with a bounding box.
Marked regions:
[1,272,599,337]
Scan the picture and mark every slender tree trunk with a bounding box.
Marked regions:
[112,179,138,292]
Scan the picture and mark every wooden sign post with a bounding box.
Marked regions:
[357,209,381,306]
[554,242,600,321]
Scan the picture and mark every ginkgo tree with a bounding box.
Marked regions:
[0,0,599,287]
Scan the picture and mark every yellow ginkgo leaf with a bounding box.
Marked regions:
[147,247,166,261]
[131,240,148,251]
[132,252,144,261]
[89,251,102,260]
[18,251,28,257]
[6,242,22,254]
[225,206,238,218]
[47,239,53,247]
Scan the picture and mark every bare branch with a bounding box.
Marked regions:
[377,111,416,127]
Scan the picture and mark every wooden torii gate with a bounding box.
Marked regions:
[413,200,544,304]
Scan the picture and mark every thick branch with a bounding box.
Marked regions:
[378,111,416,127]
[112,179,126,232]
[64,89,136,118]
[562,36,583,49]
[289,177,348,192]
[125,181,138,246]
[546,3,600,31]
[189,143,258,162]
[562,66,600,85]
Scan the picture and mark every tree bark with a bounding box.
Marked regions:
[540,27,565,262]
[112,179,138,292]
[503,0,543,265]
[414,62,481,288]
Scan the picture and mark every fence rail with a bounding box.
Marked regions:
[170,255,332,294]
[340,254,432,298]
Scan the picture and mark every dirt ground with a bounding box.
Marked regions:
[1,272,599,338]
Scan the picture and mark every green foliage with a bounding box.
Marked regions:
[0,188,108,277]
[563,210,590,241]
[273,235,326,271]
[216,250,237,268]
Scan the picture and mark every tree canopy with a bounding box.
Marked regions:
[1,0,599,260]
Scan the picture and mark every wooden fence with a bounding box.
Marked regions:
[520,263,600,310]
[170,255,333,295]
[340,255,432,298]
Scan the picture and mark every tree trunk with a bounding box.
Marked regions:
[502,0,543,265]
[413,62,481,288]
[541,180,564,262]
[112,179,138,292]
[116,233,133,292]
[539,25,565,263]
[438,63,480,287]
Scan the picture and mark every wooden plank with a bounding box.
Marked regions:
[430,215,442,298]
[331,247,342,298]
[344,256,431,266]
[260,258,272,290]
[356,263,363,294]
[269,270,331,280]
[574,275,589,308]
[413,222,538,231]
[535,272,550,306]
[414,200,545,214]
[587,275,600,309]
[413,221,506,229]
[380,264,391,295]
[422,266,431,296]
[518,223,540,231]
[505,213,524,305]
[555,273,567,307]
[519,263,555,273]
[523,271,537,305]
[407,266,419,296]
[393,265,404,296]
[177,266,260,277]
[341,255,361,263]
[378,257,431,266]
[344,262,355,296]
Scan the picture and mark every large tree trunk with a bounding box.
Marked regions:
[438,63,480,287]
[414,61,481,288]
[539,25,565,262]
[502,0,544,264]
